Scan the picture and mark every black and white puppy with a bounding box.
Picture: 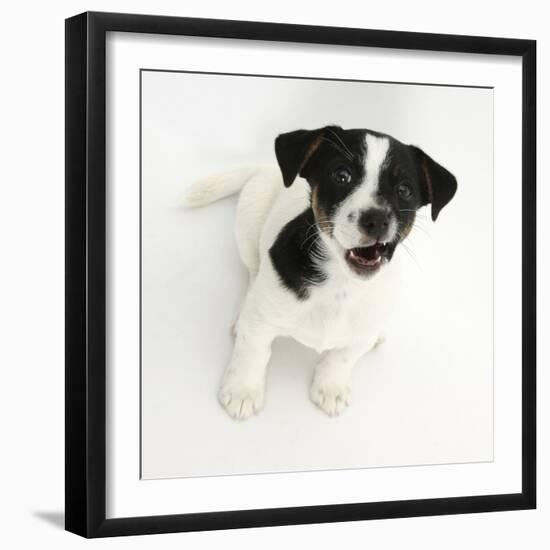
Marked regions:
[183,125,457,419]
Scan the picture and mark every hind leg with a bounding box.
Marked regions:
[231,198,260,336]
[230,174,275,335]
[233,168,280,272]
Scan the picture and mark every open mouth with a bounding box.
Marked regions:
[345,242,388,273]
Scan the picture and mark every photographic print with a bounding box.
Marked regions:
[140,70,493,480]
[66,12,535,536]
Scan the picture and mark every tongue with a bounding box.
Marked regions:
[350,247,381,266]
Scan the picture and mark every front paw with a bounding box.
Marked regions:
[310,378,351,417]
[218,379,265,420]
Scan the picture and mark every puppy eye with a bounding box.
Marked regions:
[332,167,352,185]
[397,182,412,199]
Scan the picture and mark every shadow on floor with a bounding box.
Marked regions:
[33,510,65,530]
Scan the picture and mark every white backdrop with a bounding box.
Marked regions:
[0,1,547,549]
[107,34,521,518]
[141,71,494,479]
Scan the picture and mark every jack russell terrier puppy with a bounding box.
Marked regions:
[183,126,457,420]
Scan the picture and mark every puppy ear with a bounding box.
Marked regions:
[410,146,458,221]
[274,128,325,187]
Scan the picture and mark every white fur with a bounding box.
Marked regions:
[333,134,398,249]
[183,157,399,420]
[180,167,258,208]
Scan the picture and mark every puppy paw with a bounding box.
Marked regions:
[310,379,351,417]
[218,381,265,420]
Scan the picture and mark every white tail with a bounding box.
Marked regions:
[181,167,258,208]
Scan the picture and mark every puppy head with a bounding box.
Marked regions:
[275,125,457,277]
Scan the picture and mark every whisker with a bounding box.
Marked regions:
[302,222,320,241]
[301,231,323,249]
[325,128,355,159]
[302,218,333,237]
[300,220,335,249]
[307,235,327,259]
[397,231,423,272]
[321,137,354,162]
[410,223,431,238]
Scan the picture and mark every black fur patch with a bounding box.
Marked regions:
[269,208,327,300]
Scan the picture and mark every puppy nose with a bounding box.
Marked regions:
[358,208,390,240]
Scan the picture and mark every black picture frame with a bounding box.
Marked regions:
[65,11,536,538]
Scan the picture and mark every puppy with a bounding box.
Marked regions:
[183,126,457,419]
